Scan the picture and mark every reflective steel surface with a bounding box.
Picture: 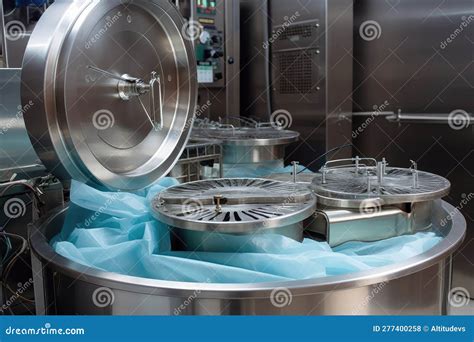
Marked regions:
[0,68,44,181]
[30,201,465,315]
[352,0,474,297]
[21,0,197,190]
[152,178,316,234]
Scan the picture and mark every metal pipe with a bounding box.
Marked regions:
[377,162,383,193]
[386,110,474,125]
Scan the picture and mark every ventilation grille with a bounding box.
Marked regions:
[277,49,319,95]
[175,203,302,223]
[278,24,315,41]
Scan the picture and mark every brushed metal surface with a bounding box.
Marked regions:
[29,201,465,315]
[20,0,197,191]
[0,68,44,181]
[352,0,474,298]
[240,0,354,168]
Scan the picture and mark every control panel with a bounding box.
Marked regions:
[196,23,224,84]
[175,0,240,119]
[176,0,226,87]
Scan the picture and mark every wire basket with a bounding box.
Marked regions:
[169,140,223,183]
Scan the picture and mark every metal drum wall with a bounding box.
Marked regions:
[29,201,465,315]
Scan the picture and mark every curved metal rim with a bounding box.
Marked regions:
[153,200,317,233]
[192,131,300,147]
[311,169,451,207]
[152,178,317,232]
[29,201,466,299]
[315,189,451,208]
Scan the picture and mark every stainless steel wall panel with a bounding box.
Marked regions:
[352,0,474,297]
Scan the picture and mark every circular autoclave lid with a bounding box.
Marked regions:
[152,179,316,234]
[21,0,197,191]
[311,158,451,208]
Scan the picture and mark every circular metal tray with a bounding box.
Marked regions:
[312,166,451,208]
[21,0,197,190]
[192,127,300,147]
[152,178,316,233]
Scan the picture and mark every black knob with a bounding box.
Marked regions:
[210,50,224,58]
[228,57,235,65]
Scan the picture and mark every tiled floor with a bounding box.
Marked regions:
[449,299,474,315]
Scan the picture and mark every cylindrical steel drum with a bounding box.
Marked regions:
[192,125,300,165]
[29,201,465,315]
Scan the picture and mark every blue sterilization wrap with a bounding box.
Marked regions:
[51,179,442,284]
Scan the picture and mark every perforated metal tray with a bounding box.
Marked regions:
[311,159,450,208]
[152,178,316,233]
